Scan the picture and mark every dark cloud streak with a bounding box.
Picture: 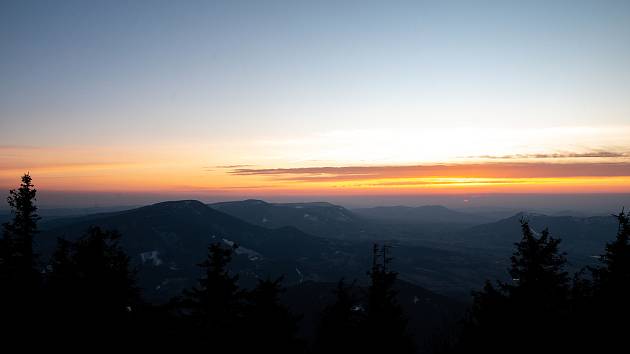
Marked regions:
[229,162,630,183]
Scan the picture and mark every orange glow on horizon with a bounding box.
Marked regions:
[3,168,630,195]
[2,144,630,196]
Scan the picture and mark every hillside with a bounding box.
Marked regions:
[39,200,355,301]
[210,199,368,239]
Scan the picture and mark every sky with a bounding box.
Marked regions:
[2,0,630,207]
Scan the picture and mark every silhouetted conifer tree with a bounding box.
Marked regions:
[314,279,363,354]
[575,209,630,351]
[0,173,42,341]
[504,223,570,319]
[593,210,630,298]
[46,227,140,344]
[180,242,244,348]
[0,174,41,286]
[457,220,570,354]
[460,280,508,348]
[362,244,414,354]
[243,277,304,354]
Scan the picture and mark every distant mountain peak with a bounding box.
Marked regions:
[142,200,212,215]
[151,200,207,208]
[241,199,270,205]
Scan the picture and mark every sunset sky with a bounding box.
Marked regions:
[2,1,630,205]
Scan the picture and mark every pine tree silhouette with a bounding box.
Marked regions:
[0,174,42,342]
[0,174,41,287]
[593,209,630,298]
[505,222,570,309]
[180,242,244,348]
[457,219,570,354]
[243,276,304,354]
[314,279,363,354]
[45,227,140,345]
[362,244,414,354]
[577,209,630,351]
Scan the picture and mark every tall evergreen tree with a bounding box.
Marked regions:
[45,227,140,344]
[457,220,570,354]
[592,209,630,298]
[0,173,41,290]
[460,280,509,350]
[314,280,363,354]
[181,242,244,347]
[243,276,304,354]
[0,173,42,341]
[580,210,630,350]
[362,244,414,354]
[504,223,569,309]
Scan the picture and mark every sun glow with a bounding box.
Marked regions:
[2,125,630,195]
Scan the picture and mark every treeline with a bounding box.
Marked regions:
[1,174,629,353]
[0,174,412,352]
[452,210,630,354]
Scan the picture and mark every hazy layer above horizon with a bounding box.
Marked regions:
[0,191,626,216]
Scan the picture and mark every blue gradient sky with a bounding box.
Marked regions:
[2,0,630,200]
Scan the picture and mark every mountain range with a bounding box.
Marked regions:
[33,199,483,347]
[17,196,624,349]
[30,199,624,303]
[38,200,365,301]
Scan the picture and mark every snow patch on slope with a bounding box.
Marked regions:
[222,238,263,261]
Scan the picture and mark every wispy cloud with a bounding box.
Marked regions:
[203,164,255,172]
[465,151,628,159]
[363,179,532,187]
[215,165,255,169]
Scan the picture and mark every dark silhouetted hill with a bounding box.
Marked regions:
[38,200,503,300]
[39,200,351,301]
